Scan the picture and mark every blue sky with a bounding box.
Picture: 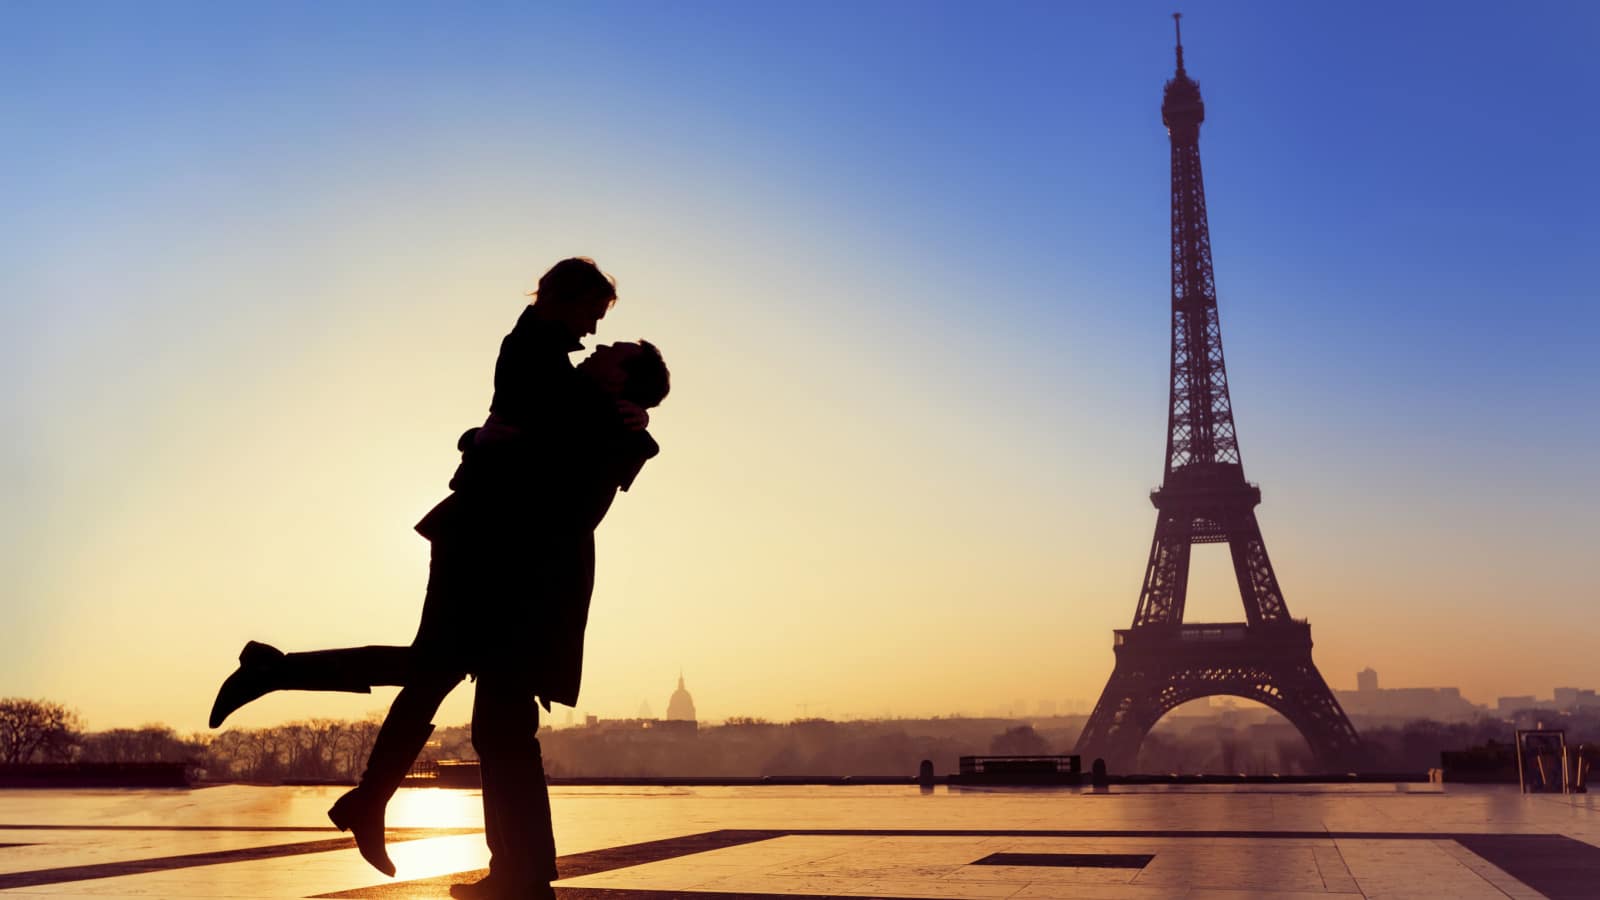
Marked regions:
[3,2,1597,729]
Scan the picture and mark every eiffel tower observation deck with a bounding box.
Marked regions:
[1075,16,1364,773]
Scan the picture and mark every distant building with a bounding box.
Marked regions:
[666,672,696,722]
[1497,696,1538,715]
[1335,682,1482,721]
[1553,687,1597,711]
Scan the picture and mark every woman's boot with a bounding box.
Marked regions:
[209,643,413,728]
[327,716,435,877]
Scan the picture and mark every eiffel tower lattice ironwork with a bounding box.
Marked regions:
[1074,16,1363,772]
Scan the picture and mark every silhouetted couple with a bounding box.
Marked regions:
[209,258,670,900]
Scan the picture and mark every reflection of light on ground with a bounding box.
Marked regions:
[387,833,491,881]
[386,787,484,829]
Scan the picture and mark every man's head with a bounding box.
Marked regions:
[579,340,671,409]
[530,257,617,338]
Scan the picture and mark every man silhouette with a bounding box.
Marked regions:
[422,335,666,900]
[210,259,669,900]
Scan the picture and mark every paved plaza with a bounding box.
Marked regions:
[2,784,1598,899]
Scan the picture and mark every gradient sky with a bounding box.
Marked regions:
[4,2,1597,733]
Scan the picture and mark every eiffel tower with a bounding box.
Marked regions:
[1075,16,1364,773]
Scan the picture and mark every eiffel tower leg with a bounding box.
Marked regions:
[1267,662,1366,770]
[1076,660,1159,771]
[1225,511,1288,625]
[1133,511,1194,627]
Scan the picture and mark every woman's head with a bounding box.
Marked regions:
[531,257,618,337]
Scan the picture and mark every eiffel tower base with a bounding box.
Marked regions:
[1075,621,1365,773]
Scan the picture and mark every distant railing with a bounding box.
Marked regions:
[1116,620,1311,647]
[959,755,1081,776]
[1178,624,1248,642]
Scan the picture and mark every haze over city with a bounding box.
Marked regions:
[5,1,1597,736]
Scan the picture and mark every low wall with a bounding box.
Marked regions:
[0,762,193,788]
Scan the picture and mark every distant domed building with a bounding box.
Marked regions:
[666,672,696,722]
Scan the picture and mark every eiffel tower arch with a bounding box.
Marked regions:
[1075,17,1363,773]
[1074,621,1364,770]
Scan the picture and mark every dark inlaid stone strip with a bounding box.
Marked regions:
[0,823,476,833]
[974,851,1154,869]
[1454,834,1600,900]
[317,830,780,898]
[349,888,943,900]
[556,883,857,890]
[556,830,779,881]
[788,827,1462,840]
[0,829,473,889]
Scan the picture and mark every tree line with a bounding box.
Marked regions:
[4,696,1594,780]
[0,698,384,782]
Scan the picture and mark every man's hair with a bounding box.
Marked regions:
[533,257,617,310]
[621,340,670,409]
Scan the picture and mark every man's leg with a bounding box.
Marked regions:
[329,665,464,876]
[469,675,556,894]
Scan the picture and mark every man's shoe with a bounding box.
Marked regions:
[208,641,285,728]
[448,875,495,899]
[449,875,555,900]
[328,786,396,877]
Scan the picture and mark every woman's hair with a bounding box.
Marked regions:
[533,257,617,310]
[621,340,671,409]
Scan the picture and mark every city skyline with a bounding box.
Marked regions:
[21,663,1600,736]
[5,2,1598,732]
[493,667,1600,729]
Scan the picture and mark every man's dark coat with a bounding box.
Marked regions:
[411,307,657,707]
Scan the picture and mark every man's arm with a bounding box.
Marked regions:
[451,371,633,511]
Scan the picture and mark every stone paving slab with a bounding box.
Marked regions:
[0,785,1596,898]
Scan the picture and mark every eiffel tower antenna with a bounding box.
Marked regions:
[1173,12,1185,73]
[1074,19,1364,773]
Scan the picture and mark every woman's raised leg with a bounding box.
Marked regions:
[208,642,419,728]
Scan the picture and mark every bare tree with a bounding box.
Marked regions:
[292,719,344,780]
[335,718,382,777]
[79,725,202,763]
[206,729,268,780]
[0,699,83,764]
